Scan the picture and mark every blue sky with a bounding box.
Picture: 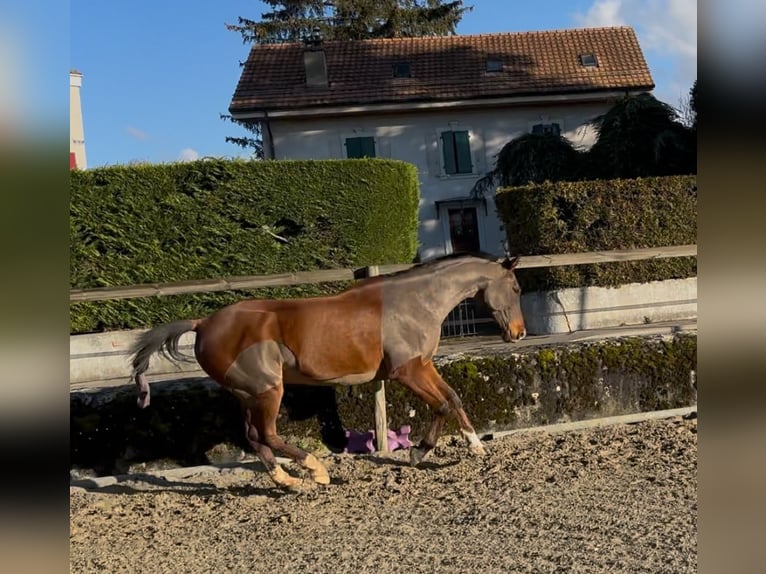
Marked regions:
[70,0,697,168]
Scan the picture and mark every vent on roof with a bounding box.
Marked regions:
[579,53,598,67]
[486,58,503,72]
[392,62,411,78]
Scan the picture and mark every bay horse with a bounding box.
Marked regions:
[129,252,526,488]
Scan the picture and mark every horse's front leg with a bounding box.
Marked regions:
[425,363,487,457]
[390,357,455,466]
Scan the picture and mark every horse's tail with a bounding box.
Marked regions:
[129,319,201,409]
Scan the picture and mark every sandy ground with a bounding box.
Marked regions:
[70,415,697,574]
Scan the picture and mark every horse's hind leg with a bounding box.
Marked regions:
[245,386,330,487]
[241,401,300,489]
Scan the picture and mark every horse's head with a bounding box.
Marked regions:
[478,255,527,343]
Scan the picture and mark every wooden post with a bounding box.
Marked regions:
[366,265,389,453]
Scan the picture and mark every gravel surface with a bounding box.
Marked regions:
[70,416,697,574]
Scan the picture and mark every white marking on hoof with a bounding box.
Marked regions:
[269,464,303,489]
[469,444,487,456]
[462,430,486,456]
[303,454,330,485]
[410,446,428,467]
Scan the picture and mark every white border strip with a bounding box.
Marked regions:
[481,406,697,440]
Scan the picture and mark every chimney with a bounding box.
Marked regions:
[303,27,327,88]
[69,70,87,169]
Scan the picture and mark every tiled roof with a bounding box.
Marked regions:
[229,26,654,114]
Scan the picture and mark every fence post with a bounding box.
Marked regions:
[366,265,389,453]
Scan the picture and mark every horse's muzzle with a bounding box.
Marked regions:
[503,327,527,343]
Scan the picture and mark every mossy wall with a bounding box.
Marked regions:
[70,335,696,476]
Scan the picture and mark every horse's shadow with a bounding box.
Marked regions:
[70,467,290,499]
[71,453,459,498]
[360,454,460,471]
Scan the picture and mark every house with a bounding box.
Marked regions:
[229,26,654,261]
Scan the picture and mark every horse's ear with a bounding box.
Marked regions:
[502,255,521,271]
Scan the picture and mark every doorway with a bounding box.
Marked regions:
[447,207,481,253]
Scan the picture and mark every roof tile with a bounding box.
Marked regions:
[230,26,654,113]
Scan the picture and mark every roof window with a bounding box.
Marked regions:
[486,58,503,72]
[393,62,412,78]
[579,53,598,67]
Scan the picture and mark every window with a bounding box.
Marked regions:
[579,53,598,67]
[345,136,376,158]
[392,62,411,78]
[486,58,503,72]
[531,123,561,136]
[440,130,473,175]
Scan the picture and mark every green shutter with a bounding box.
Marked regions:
[346,137,375,158]
[346,137,361,158]
[360,137,376,158]
[441,131,457,174]
[454,130,472,174]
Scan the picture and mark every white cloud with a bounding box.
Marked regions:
[573,0,697,105]
[125,126,147,140]
[178,148,200,162]
[574,0,625,27]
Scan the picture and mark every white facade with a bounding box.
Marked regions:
[262,99,609,260]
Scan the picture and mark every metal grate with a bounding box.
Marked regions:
[440,298,500,338]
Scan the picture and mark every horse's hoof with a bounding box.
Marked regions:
[311,471,331,485]
[270,465,303,489]
[304,454,331,485]
[469,444,487,457]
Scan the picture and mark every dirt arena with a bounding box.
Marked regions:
[70,415,697,573]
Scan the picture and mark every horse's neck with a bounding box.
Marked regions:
[415,261,493,321]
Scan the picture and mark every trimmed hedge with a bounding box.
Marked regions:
[70,158,420,334]
[496,175,697,292]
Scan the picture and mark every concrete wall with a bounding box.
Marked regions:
[70,277,697,385]
[70,330,199,386]
[268,102,607,260]
[521,277,697,335]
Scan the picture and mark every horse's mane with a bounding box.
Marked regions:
[382,251,501,279]
[417,251,500,266]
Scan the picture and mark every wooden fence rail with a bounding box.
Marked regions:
[70,244,696,303]
[70,243,696,454]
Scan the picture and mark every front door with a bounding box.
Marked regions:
[448,207,481,253]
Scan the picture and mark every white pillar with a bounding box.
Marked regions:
[70,70,87,169]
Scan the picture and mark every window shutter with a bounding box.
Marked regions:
[360,137,376,158]
[441,131,457,175]
[454,130,472,173]
[346,137,361,158]
[346,136,375,158]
